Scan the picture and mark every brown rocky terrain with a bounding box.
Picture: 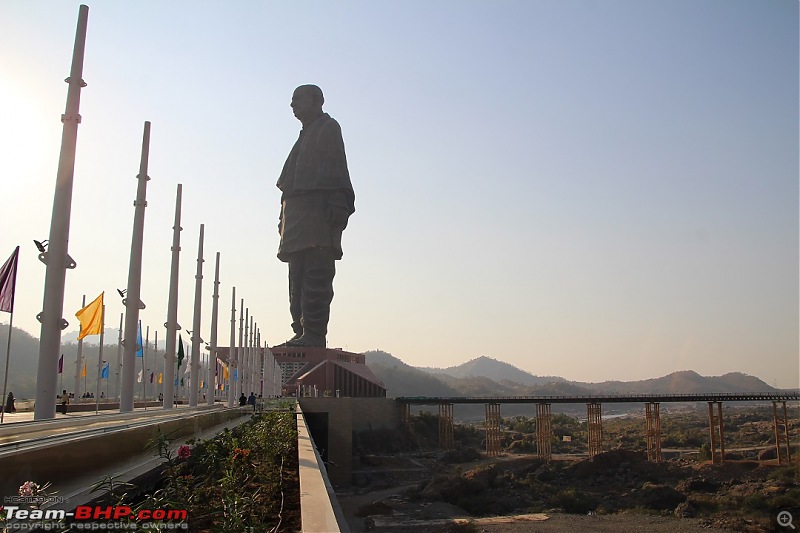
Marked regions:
[338,407,799,532]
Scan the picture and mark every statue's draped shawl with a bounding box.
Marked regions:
[277,113,355,262]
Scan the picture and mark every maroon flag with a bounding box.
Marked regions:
[0,246,20,313]
[58,354,64,374]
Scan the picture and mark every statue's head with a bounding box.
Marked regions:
[291,85,324,124]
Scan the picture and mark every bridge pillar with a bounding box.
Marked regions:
[587,402,603,458]
[707,401,725,464]
[772,401,792,465]
[485,403,501,457]
[438,403,454,450]
[536,403,552,461]
[400,402,414,434]
[645,402,662,462]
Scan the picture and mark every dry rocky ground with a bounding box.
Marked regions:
[337,410,799,533]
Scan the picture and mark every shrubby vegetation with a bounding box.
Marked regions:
[137,411,300,532]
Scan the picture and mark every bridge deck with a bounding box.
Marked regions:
[396,392,800,404]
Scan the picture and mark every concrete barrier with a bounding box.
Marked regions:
[296,404,350,533]
[0,407,251,495]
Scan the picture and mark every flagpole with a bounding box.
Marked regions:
[34,5,89,420]
[189,224,205,407]
[1,313,14,424]
[95,304,104,413]
[115,313,122,401]
[75,295,85,403]
[121,121,151,413]
[163,184,182,409]
[228,287,236,408]
[208,252,220,406]
[143,325,149,409]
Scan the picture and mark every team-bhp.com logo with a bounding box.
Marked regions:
[3,505,188,530]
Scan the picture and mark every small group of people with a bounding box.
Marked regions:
[239,392,258,411]
[80,392,96,399]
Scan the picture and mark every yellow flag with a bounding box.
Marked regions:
[76,292,104,340]
[158,373,163,384]
[81,361,87,377]
[223,364,229,380]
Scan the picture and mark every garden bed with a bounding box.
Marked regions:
[122,411,301,532]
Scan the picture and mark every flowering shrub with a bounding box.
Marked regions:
[139,412,300,532]
[176,444,192,459]
[18,481,41,497]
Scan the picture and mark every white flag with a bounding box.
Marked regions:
[137,369,143,383]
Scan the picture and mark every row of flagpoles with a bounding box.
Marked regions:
[0,243,278,420]
[2,7,281,420]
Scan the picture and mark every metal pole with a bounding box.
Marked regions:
[257,330,262,397]
[238,299,244,400]
[208,252,220,406]
[115,313,122,400]
[34,5,89,420]
[244,317,249,398]
[189,225,204,407]
[228,287,236,407]
[94,305,104,413]
[1,315,14,424]
[142,325,149,406]
[154,330,158,400]
[163,184,182,408]
[120,121,151,413]
[74,294,85,402]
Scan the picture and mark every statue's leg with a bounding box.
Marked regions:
[287,254,304,340]
[291,248,335,347]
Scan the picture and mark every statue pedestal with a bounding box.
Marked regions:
[270,346,384,398]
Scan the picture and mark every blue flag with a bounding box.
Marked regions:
[136,320,143,358]
[101,362,109,379]
[233,369,238,382]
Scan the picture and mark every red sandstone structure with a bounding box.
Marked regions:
[215,346,385,398]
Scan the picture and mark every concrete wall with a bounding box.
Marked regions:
[296,405,350,533]
[0,407,251,495]
[298,398,400,486]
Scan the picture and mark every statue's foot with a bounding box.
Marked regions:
[285,333,325,347]
[275,332,303,347]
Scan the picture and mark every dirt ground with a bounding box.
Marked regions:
[336,450,795,533]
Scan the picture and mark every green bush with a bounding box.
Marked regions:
[551,488,596,514]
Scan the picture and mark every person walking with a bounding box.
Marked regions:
[4,392,15,413]
[60,390,69,415]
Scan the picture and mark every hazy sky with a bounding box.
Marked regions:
[1,1,797,388]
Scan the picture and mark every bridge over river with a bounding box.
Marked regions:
[395,392,800,464]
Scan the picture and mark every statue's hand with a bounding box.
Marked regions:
[328,205,350,231]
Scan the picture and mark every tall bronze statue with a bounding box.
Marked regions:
[276,85,355,347]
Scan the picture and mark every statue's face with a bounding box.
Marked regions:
[291,88,319,123]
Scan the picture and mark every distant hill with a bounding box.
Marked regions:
[367,352,595,399]
[421,356,566,387]
[577,370,777,395]
[2,330,783,402]
[364,350,461,398]
[369,353,778,399]
[61,328,122,345]
[0,326,162,400]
